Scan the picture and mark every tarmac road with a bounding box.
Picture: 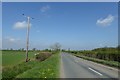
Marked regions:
[60,52,119,80]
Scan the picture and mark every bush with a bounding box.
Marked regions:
[36,52,52,61]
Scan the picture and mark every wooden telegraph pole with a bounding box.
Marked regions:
[22,14,34,62]
[26,16,30,62]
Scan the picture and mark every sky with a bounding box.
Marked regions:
[2,2,118,50]
[2,0,120,2]
[0,2,2,49]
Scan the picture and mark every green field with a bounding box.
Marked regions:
[2,50,60,79]
[2,50,38,67]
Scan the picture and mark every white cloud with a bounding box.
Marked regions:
[2,37,49,50]
[36,30,40,33]
[40,5,50,12]
[13,21,29,29]
[9,38,15,42]
[3,37,25,49]
[5,37,20,43]
[96,14,115,27]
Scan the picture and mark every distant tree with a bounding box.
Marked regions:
[10,48,13,50]
[18,48,24,51]
[68,48,70,51]
[43,49,52,52]
[44,49,49,51]
[21,48,24,51]
[7,48,9,50]
[104,46,108,48]
[50,42,61,51]
[32,48,36,51]
[61,49,65,52]
[118,45,120,49]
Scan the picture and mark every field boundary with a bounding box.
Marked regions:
[73,54,120,69]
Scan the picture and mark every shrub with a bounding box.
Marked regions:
[36,52,52,61]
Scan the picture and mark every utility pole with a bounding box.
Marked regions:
[22,14,34,62]
[26,16,30,62]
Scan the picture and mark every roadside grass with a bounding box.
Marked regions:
[2,50,37,67]
[2,51,60,79]
[2,50,40,79]
[2,60,39,79]
[0,50,2,80]
[16,53,60,78]
[74,54,119,68]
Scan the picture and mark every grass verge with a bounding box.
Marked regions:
[2,60,39,79]
[74,54,119,69]
[16,53,60,78]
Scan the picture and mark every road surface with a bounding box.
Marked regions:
[60,52,119,79]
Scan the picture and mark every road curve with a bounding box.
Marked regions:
[60,52,119,79]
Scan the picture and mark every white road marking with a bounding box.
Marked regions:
[88,67,103,76]
[75,60,79,62]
